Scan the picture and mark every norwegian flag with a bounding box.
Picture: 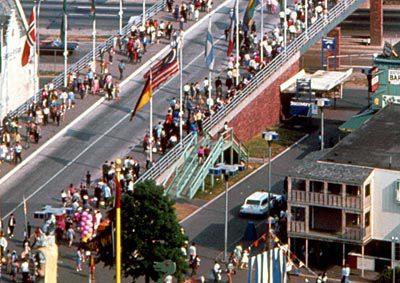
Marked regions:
[21,6,36,67]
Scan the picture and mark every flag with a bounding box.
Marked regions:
[227,2,236,56]
[91,0,96,21]
[143,48,179,90]
[130,74,152,121]
[205,27,214,70]
[21,6,36,67]
[60,0,68,42]
[243,0,260,32]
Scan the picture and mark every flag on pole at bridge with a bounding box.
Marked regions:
[227,0,237,56]
[91,0,96,21]
[248,247,287,283]
[243,0,260,32]
[130,71,153,121]
[21,6,36,67]
[143,48,179,90]
[60,0,68,42]
[205,21,215,70]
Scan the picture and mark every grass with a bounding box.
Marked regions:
[181,124,306,207]
[194,162,263,201]
[245,125,306,159]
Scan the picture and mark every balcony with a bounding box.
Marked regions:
[289,190,362,210]
[288,221,371,243]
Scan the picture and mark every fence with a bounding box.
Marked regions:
[9,0,166,118]
[134,0,364,185]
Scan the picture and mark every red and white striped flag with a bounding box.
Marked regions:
[143,48,179,91]
[21,6,36,67]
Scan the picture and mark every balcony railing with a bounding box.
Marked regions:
[289,190,362,210]
[288,222,370,242]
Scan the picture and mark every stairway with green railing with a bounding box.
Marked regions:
[164,135,210,197]
[185,128,248,199]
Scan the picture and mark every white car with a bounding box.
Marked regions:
[240,191,282,216]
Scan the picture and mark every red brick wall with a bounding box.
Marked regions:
[327,27,341,69]
[370,0,383,46]
[228,59,300,143]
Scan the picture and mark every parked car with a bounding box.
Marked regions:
[40,39,79,56]
[240,191,282,216]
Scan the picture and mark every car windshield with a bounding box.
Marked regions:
[246,200,260,205]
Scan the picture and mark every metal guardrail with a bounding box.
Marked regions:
[9,0,166,118]
[134,0,363,185]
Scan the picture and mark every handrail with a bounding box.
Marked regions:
[135,0,363,186]
[162,133,198,192]
[9,0,166,118]
[188,136,225,199]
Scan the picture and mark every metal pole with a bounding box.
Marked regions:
[208,15,212,113]
[260,0,264,62]
[305,0,308,35]
[224,174,229,262]
[63,13,68,88]
[149,69,153,167]
[119,0,123,34]
[268,140,272,283]
[392,237,398,283]
[142,0,146,27]
[92,1,96,72]
[235,0,239,86]
[115,160,122,283]
[283,0,287,49]
[321,107,324,150]
[179,34,183,143]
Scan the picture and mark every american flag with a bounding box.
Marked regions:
[144,47,179,90]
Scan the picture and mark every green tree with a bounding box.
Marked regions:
[97,180,188,282]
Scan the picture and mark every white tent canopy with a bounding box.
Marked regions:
[280,68,353,94]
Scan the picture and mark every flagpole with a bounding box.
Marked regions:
[92,0,96,72]
[149,67,153,167]
[235,0,239,86]
[305,0,308,36]
[142,0,146,27]
[33,3,38,103]
[208,15,212,113]
[23,195,28,240]
[119,0,123,34]
[179,36,183,143]
[283,0,287,50]
[63,13,68,88]
[260,0,264,62]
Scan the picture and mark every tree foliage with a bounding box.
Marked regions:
[97,180,188,282]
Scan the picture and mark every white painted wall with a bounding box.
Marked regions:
[0,10,34,121]
[372,168,400,241]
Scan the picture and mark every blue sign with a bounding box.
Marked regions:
[322,37,336,50]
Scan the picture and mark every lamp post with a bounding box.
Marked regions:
[316,98,331,150]
[209,165,238,262]
[392,236,398,283]
[262,131,279,283]
[119,0,123,35]
[115,158,122,283]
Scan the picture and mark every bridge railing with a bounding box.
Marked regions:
[9,0,166,118]
[134,0,363,185]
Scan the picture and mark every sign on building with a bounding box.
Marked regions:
[388,69,400,85]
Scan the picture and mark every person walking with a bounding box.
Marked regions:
[21,258,30,283]
[67,227,75,247]
[76,249,82,272]
[118,60,126,80]
[189,255,200,277]
[7,214,16,239]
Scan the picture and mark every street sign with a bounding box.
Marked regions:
[322,37,336,50]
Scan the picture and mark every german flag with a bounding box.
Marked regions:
[129,76,152,121]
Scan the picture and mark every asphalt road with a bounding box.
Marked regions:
[0,0,285,281]
[1,1,371,282]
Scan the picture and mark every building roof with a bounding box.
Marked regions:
[280,69,353,93]
[288,150,373,185]
[323,104,400,171]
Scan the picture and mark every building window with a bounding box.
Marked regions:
[365,183,370,197]
[365,211,370,227]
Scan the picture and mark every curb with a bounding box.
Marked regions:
[0,97,106,187]
[180,134,310,224]
[0,0,234,187]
